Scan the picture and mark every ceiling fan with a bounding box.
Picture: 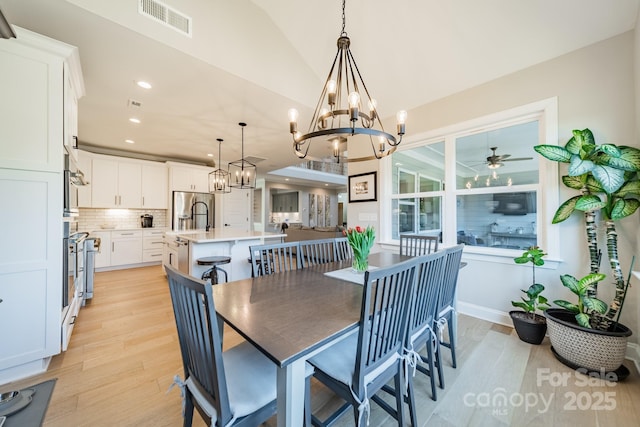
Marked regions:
[482,147,533,169]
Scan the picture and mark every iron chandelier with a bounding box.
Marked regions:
[228,122,256,189]
[208,138,231,194]
[288,0,406,162]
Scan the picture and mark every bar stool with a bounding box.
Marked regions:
[197,256,231,284]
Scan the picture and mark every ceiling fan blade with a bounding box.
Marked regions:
[495,154,511,160]
[501,157,534,162]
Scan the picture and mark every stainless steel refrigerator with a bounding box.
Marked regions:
[172,191,215,231]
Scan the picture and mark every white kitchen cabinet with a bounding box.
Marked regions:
[0,27,83,383]
[91,156,142,208]
[141,163,168,209]
[91,231,111,268]
[110,230,143,266]
[163,235,179,273]
[168,162,213,193]
[143,229,165,263]
[63,61,80,163]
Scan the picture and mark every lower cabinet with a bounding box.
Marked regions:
[93,228,167,270]
[143,229,165,263]
[111,230,143,266]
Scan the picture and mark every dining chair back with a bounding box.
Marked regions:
[249,241,301,277]
[436,244,465,369]
[399,234,439,256]
[307,257,419,427]
[334,236,353,261]
[298,238,336,267]
[165,265,280,427]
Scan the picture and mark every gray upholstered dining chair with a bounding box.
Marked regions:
[306,257,419,427]
[333,236,353,262]
[249,241,301,277]
[299,238,336,267]
[399,234,439,256]
[165,265,282,427]
[435,244,465,372]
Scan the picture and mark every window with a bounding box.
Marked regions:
[381,98,559,257]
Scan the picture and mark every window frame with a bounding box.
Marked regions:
[379,97,559,262]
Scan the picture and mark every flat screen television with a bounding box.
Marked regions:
[493,192,536,215]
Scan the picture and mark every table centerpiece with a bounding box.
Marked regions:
[345,225,375,273]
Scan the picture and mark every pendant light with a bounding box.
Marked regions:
[209,138,231,194]
[287,0,406,162]
[228,122,256,189]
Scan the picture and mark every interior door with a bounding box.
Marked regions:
[222,189,251,231]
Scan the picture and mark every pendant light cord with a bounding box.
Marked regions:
[341,0,347,37]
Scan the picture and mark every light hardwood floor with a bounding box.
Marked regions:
[1,265,639,426]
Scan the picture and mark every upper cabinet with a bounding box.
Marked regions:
[84,152,168,209]
[77,150,92,207]
[167,162,213,193]
[141,163,168,209]
[91,157,142,208]
[0,27,84,172]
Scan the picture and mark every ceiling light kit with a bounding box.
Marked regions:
[209,138,231,194]
[228,122,256,189]
[288,0,406,162]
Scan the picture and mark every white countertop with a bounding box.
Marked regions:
[170,228,286,243]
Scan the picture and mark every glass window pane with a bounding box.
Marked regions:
[392,142,445,194]
[456,191,537,249]
[392,196,442,239]
[418,196,441,236]
[456,121,539,190]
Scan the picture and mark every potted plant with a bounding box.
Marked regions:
[535,128,639,372]
[510,246,550,344]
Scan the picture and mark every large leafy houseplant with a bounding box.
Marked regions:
[535,128,640,330]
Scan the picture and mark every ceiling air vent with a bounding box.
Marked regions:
[138,0,192,37]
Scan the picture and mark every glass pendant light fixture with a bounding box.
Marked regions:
[209,138,231,194]
[288,0,406,162]
[228,122,256,189]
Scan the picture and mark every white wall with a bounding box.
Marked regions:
[350,31,639,342]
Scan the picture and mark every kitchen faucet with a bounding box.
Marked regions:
[191,201,210,231]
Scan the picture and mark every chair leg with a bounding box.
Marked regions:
[449,311,457,369]
[406,369,418,427]
[305,375,312,427]
[425,340,438,401]
[434,338,445,389]
[394,370,405,426]
[183,391,195,427]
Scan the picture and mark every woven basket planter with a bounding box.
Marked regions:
[545,308,632,372]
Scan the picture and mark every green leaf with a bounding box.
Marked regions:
[513,256,529,264]
[582,297,608,314]
[598,144,622,157]
[511,301,530,311]
[534,145,572,162]
[610,198,640,220]
[562,175,585,190]
[538,295,548,305]
[615,180,640,197]
[552,196,580,223]
[585,175,605,193]
[554,300,579,313]
[576,313,592,328]
[578,273,607,290]
[560,274,581,295]
[573,129,596,146]
[602,146,640,171]
[591,165,626,193]
[527,284,545,298]
[569,156,594,176]
[574,195,606,212]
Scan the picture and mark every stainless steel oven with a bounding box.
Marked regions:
[63,151,88,218]
[62,222,88,312]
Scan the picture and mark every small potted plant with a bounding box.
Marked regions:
[510,246,550,344]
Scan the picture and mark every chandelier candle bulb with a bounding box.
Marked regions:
[288,108,298,133]
[327,80,337,105]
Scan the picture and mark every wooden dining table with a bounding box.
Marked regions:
[212,251,410,427]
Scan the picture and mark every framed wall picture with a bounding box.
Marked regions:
[348,171,377,203]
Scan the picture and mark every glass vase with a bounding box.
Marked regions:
[352,253,369,273]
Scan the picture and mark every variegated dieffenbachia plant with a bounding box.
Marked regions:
[534,129,640,330]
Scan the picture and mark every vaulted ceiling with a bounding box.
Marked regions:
[2,0,638,183]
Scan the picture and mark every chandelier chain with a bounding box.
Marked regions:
[341,0,346,36]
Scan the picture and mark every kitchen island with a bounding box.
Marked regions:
[165,228,286,281]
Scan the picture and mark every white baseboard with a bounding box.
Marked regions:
[457,301,513,328]
[459,301,640,370]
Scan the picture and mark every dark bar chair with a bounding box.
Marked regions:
[196,255,231,284]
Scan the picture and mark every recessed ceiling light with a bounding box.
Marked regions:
[325,183,329,186]
[207,153,213,157]
[285,178,289,181]
[129,117,141,124]
[125,139,135,144]
[136,81,152,89]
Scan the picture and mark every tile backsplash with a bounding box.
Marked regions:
[79,208,168,231]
